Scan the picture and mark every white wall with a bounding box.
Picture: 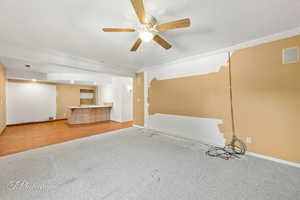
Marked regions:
[47,73,113,85]
[111,78,122,122]
[121,81,133,122]
[144,52,229,146]
[111,77,133,122]
[99,84,113,104]
[6,81,56,125]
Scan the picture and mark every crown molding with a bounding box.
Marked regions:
[0,41,135,77]
[139,27,300,72]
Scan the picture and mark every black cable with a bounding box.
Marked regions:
[206,52,247,160]
[206,136,246,160]
[228,52,236,137]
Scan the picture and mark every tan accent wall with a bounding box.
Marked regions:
[231,35,300,163]
[148,35,300,163]
[0,64,6,134]
[133,72,144,126]
[56,84,98,119]
[149,68,232,137]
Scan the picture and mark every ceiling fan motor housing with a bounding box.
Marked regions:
[102,0,191,51]
[145,15,157,28]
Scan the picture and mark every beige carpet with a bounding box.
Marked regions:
[0,127,299,200]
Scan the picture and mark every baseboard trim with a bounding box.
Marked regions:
[122,121,134,124]
[133,124,144,128]
[7,119,67,127]
[247,152,300,169]
[133,127,300,168]
[0,125,6,135]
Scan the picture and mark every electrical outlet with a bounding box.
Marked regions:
[245,137,252,144]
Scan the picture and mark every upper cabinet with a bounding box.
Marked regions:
[80,89,96,105]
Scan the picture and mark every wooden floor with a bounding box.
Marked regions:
[0,120,133,157]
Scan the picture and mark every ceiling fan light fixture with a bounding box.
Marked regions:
[139,31,154,42]
[102,0,191,51]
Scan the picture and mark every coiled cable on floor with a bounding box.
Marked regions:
[206,136,247,160]
[206,52,247,160]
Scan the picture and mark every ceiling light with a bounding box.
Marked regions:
[139,31,154,42]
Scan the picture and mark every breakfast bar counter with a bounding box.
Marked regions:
[67,105,112,125]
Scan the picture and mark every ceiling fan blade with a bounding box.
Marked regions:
[155,18,191,32]
[130,0,147,24]
[102,28,135,32]
[130,38,142,51]
[153,35,172,50]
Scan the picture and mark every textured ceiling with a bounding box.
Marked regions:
[0,0,300,73]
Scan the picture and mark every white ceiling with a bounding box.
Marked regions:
[0,57,96,74]
[0,0,300,74]
[1,56,118,86]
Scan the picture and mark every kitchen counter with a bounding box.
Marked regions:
[67,105,112,125]
[68,105,112,109]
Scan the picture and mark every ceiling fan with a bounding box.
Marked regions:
[102,0,191,51]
